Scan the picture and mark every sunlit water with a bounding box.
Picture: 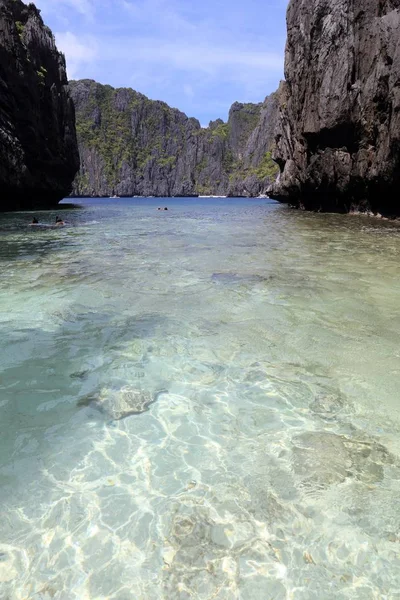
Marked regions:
[0,197,400,600]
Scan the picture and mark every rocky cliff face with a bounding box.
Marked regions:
[0,0,79,211]
[69,79,279,197]
[270,0,400,216]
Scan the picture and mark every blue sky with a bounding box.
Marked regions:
[35,0,288,125]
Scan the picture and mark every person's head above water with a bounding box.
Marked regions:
[32,217,38,224]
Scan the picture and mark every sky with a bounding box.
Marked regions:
[34,0,288,125]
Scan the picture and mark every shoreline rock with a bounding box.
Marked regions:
[0,0,79,211]
[269,0,400,217]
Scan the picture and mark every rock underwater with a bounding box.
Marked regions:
[77,387,168,422]
[291,430,396,493]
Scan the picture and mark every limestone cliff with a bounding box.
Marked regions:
[270,0,400,216]
[0,0,79,211]
[69,79,279,197]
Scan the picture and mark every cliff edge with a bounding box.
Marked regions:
[0,0,79,211]
[270,0,400,216]
[69,79,279,198]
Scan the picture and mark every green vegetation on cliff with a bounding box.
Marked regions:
[74,83,135,190]
[254,151,279,179]
[69,80,278,198]
[211,123,230,139]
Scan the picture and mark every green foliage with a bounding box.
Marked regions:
[227,151,278,184]
[195,157,208,173]
[36,66,47,78]
[157,155,176,168]
[196,183,213,196]
[253,151,279,180]
[74,170,90,192]
[36,66,47,86]
[136,148,152,169]
[222,150,234,172]
[72,81,278,195]
[15,21,24,39]
[74,85,136,187]
[73,82,185,189]
[237,103,261,117]
[212,123,230,139]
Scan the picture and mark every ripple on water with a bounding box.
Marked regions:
[1,199,400,599]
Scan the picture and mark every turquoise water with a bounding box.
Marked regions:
[0,197,400,599]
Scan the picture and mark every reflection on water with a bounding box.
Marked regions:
[0,198,400,599]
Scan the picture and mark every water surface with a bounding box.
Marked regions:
[0,197,400,599]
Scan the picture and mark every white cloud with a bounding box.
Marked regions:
[36,0,286,121]
[54,31,98,79]
[36,0,95,20]
[98,36,283,77]
[54,29,283,109]
[110,0,284,84]
[63,0,93,16]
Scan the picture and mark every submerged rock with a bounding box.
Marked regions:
[292,431,395,493]
[292,432,350,491]
[77,386,167,421]
[270,0,400,216]
[70,370,90,380]
[310,394,346,421]
[0,0,79,210]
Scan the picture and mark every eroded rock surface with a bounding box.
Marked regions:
[69,80,279,198]
[0,0,79,210]
[270,0,400,216]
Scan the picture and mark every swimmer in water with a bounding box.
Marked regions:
[55,216,65,226]
[31,217,39,224]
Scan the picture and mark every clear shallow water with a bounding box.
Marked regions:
[0,197,400,599]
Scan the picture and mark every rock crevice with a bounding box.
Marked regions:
[270,0,400,216]
[0,0,79,211]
